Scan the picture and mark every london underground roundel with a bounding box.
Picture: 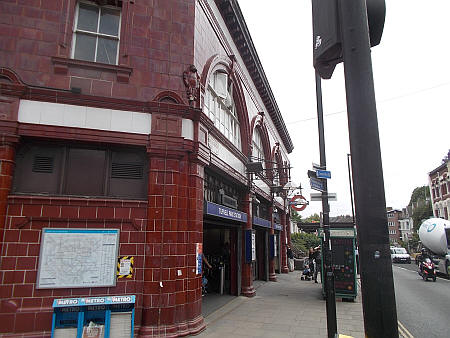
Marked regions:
[290,195,308,211]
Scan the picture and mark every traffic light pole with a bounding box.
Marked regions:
[339,1,399,337]
[315,71,337,338]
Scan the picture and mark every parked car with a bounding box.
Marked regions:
[390,247,411,263]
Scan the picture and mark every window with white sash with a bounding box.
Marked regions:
[72,1,121,65]
[252,128,265,169]
[204,71,241,150]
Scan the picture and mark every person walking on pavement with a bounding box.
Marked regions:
[313,246,321,283]
[287,246,294,272]
[308,247,315,276]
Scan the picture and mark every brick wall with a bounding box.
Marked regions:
[0,0,195,102]
[0,195,147,335]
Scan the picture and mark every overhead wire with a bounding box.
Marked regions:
[286,81,450,125]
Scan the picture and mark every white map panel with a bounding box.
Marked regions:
[37,228,119,289]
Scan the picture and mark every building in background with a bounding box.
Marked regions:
[0,0,294,336]
[428,152,450,220]
[386,208,402,244]
[398,208,413,243]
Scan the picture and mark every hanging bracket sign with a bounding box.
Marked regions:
[289,195,308,211]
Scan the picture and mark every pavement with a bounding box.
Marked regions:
[195,271,407,338]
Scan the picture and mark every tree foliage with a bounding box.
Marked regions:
[408,185,433,231]
[408,233,420,253]
[412,202,433,232]
[290,232,321,258]
[409,186,430,206]
[290,209,302,223]
[303,213,320,223]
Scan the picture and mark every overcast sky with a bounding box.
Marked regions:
[239,0,450,217]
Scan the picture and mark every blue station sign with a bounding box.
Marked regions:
[204,201,247,222]
[316,169,331,179]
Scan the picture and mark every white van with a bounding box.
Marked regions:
[390,247,411,264]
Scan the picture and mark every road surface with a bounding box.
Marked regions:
[393,263,450,338]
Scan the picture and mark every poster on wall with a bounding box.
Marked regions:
[37,228,120,289]
[251,232,256,261]
[196,243,203,275]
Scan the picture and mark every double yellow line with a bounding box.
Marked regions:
[398,320,414,338]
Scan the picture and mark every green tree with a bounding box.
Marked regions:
[412,203,433,232]
[409,186,430,205]
[303,213,320,223]
[408,185,433,231]
[290,232,321,257]
[408,233,420,253]
[290,209,302,223]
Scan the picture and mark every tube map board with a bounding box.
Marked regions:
[36,228,120,289]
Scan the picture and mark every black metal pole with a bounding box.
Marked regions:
[339,1,399,337]
[347,153,355,225]
[315,71,337,338]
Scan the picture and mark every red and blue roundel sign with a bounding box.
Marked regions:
[290,195,308,211]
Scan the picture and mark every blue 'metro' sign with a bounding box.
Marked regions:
[205,201,247,222]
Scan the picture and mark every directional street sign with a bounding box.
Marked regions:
[312,162,325,170]
[316,169,331,179]
[309,177,325,192]
[310,192,337,201]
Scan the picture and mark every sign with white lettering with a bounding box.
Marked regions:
[251,232,256,261]
[205,201,247,222]
[37,228,120,289]
[53,295,136,308]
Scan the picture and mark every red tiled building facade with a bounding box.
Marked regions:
[428,154,450,220]
[0,0,294,336]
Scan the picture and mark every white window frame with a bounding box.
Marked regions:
[204,71,241,150]
[252,128,265,168]
[72,0,122,65]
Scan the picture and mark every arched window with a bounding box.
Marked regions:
[252,128,265,169]
[273,161,280,187]
[204,71,241,150]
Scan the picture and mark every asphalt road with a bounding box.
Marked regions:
[392,263,450,338]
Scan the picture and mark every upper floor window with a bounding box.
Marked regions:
[72,1,121,65]
[442,182,448,196]
[204,71,241,150]
[252,128,265,169]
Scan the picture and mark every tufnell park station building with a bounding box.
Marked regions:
[0,0,296,336]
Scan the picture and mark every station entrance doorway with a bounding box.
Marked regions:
[203,223,240,296]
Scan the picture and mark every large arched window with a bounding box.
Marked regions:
[252,128,265,169]
[204,71,241,150]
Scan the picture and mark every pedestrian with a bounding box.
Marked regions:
[287,246,294,271]
[313,246,321,283]
[308,247,315,276]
